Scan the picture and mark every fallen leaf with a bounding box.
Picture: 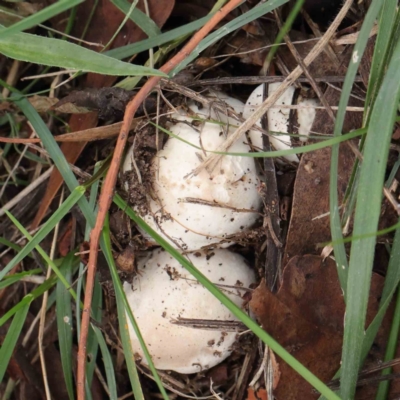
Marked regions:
[250,255,394,399]
[283,86,362,262]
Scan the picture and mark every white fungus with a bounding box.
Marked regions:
[123,248,255,374]
[243,83,318,161]
[296,96,318,142]
[123,92,262,251]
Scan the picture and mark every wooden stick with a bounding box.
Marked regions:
[76,1,243,398]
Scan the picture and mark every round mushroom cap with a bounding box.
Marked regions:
[123,248,255,374]
[123,93,262,251]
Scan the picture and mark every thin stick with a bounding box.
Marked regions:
[192,0,355,176]
[76,1,243,398]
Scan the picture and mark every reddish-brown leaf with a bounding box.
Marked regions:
[283,87,362,263]
[250,255,394,399]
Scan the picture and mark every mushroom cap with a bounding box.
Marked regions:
[123,248,255,374]
[297,97,318,141]
[244,83,298,163]
[123,93,262,251]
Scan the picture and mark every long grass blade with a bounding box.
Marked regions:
[364,0,398,117]
[0,268,42,290]
[0,31,166,77]
[375,287,400,399]
[7,89,96,226]
[111,0,161,37]
[0,305,30,383]
[0,0,83,39]
[56,252,75,400]
[329,0,384,298]
[106,16,212,60]
[0,186,85,281]
[0,277,55,327]
[92,327,118,399]
[5,210,78,299]
[340,36,400,400]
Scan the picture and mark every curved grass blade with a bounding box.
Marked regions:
[0,305,29,383]
[0,186,85,281]
[0,269,42,290]
[151,120,367,157]
[340,36,400,400]
[6,88,95,226]
[111,0,161,37]
[0,31,166,77]
[0,0,83,40]
[0,277,55,327]
[4,210,78,299]
[56,252,75,400]
[0,237,24,254]
[106,15,212,60]
[114,195,340,400]
[92,326,118,399]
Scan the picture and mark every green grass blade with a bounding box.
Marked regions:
[329,0,384,298]
[102,219,159,400]
[111,0,161,37]
[114,194,340,400]
[115,305,145,400]
[4,210,78,299]
[320,222,400,399]
[152,120,367,157]
[105,16,212,60]
[0,269,42,290]
[0,0,83,40]
[340,36,400,400]
[0,237,24,254]
[0,305,29,383]
[56,252,75,400]
[364,0,398,117]
[92,326,118,400]
[0,186,85,281]
[375,287,400,399]
[7,90,96,227]
[0,30,166,77]
[0,278,55,327]
[263,0,305,71]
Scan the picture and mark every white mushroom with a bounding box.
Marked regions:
[296,97,318,142]
[243,83,318,161]
[123,93,262,251]
[123,248,255,374]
